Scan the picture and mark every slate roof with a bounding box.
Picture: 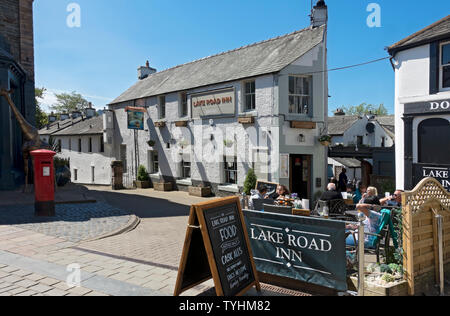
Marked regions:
[39,117,84,136]
[53,115,103,136]
[110,25,325,105]
[388,15,450,55]
[327,115,395,138]
[327,116,360,136]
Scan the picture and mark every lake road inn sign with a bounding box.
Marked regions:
[191,88,236,119]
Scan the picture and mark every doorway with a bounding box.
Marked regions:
[290,155,312,200]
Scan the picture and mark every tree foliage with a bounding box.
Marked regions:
[243,169,257,195]
[50,91,89,114]
[340,103,389,116]
[35,87,48,129]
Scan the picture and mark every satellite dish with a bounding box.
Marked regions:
[366,123,375,134]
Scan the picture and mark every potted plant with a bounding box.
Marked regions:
[223,139,234,148]
[318,135,332,147]
[147,140,156,147]
[243,169,257,195]
[136,165,150,189]
[189,183,212,197]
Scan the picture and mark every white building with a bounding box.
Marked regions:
[108,1,330,200]
[39,108,114,185]
[388,15,450,191]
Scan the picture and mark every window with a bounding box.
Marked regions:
[88,137,92,153]
[69,138,72,151]
[418,118,450,164]
[224,156,238,184]
[243,81,256,111]
[151,151,159,174]
[91,166,95,183]
[159,96,166,119]
[288,76,312,114]
[57,139,62,153]
[180,92,188,117]
[181,160,191,179]
[74,169,78,181]
[120,144,127,171]
[441,42,450,90]
[78,139,82,153]
[381,137,386,148]
[357,136,363,146]
[100,136,104,153]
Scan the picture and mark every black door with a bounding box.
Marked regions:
[290,155,311,200]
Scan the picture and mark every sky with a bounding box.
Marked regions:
[33,0,450,115]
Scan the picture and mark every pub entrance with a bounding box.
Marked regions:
[289,155,312,201]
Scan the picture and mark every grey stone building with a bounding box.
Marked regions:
[109,1,330,200]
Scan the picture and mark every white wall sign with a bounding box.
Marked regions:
[280,154,289,179]
[192,89,235,119]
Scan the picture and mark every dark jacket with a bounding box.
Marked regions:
[319,190,343,202]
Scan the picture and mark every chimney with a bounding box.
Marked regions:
[138,60,157,80]
[71,111,82,119]
[60,113,69,121]
[311,0,328,28]
[85,102,96,118]
[334,108,346,116]
[48,112,57,123]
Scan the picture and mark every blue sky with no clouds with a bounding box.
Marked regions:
[33,0,450,114]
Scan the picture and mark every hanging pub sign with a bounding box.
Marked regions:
[413,164,450,192]
[243,210,348,291]
[174,196,260,296]
[191,88,235,119]
[125,106,145,130]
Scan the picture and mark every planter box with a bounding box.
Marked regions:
[136,180,150,189]
[154,182,173,191]
[348,276,409,296]
[189,186,211,197]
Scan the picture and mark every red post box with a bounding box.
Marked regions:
[30,149,56,216]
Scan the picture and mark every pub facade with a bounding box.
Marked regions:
[108,1,330,200]
[388,15,450,191]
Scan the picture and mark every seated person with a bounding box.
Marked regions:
[352,181,366,204]
[380,190,403,207]
[271,185,290,200]
[346,203,383,247]
[249,185,268,210]
[360,186,380,205]
[319,183,343,201]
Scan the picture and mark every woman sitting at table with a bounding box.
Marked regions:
[270,185,290,200]
[360,186,380,205]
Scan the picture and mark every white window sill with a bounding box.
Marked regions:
[238,111,257,117]
[176,178,192,186]
[150,173,160,180]
[218,184,239,193]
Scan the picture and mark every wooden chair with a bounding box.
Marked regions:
[313,199,351,221]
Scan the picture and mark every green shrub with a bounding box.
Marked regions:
[137,165,149,181]
[243,169,257,195]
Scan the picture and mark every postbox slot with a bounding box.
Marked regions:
[41,161,51,165]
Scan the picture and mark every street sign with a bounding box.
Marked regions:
[174,196,260,296]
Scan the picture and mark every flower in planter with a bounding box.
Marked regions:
[318,135,332,143]
[147,140,156,147]
[137,165,150,182]
[223,139,234,148]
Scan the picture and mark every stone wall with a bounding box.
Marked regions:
[0,0,35,79]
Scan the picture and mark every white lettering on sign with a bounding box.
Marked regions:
[430,101,450,111]
[423,169,449,179]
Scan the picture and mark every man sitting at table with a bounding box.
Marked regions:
[319,183,344,201]
[380,190,403,207]
[249,185,268,210]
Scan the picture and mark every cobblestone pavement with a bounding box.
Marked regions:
[0,202,135,243]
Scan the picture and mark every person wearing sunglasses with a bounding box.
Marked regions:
[380,190,404,207]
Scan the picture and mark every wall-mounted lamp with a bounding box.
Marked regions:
[298,134,305,143]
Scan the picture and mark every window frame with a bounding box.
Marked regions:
[288,75,312,115]
[224,156,238,185]
[181,160,191,179]
[439,41,450,92]
[152,151,159,174]
[88,137,93,153]
[243,80,256,112]
[100,136,105,153]
[159,95,166,119]
[78,139,82,153]
[179,92,188,118]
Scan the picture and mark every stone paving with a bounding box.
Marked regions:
[0,202,136,243]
